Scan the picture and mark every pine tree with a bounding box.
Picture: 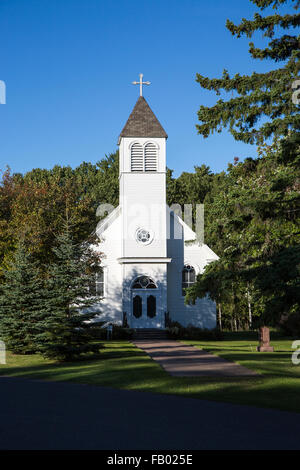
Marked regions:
[35,217,102,361]
[191,0,300,328]
[0,243,45,354]
[196,0,300,152]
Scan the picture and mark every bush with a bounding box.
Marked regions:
[112,326,134,339]
[166,322,223,340]
[88,324,134,340]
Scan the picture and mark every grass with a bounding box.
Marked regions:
[0,332,299,413]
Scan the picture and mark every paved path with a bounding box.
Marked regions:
[0,376,299,449]
[133,340,258,377]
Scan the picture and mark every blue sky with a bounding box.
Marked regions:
[0,0,289,177]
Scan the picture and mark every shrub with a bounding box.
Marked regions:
[112,326,134,339]
[88,324,134,340]
[166,322,223,340]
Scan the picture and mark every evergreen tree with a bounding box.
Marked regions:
[0,243,45,354]
[189,0,300,328]
[196,0,300,151]
[35,217,102,361]
[187,141,299,328]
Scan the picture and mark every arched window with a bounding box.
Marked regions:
[182,264,195,296]
[144,143,157,171]
[131,143,143,171]
[130,142,158,172]
[132,276,157,289]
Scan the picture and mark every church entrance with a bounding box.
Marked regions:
[130,276,162,328]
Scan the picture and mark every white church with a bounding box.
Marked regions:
[92,76,219,330]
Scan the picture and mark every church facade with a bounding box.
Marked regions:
[92,93,219,329]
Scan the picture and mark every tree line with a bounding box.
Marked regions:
[0,135,298,336]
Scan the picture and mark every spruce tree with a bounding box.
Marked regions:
[0,243,45,354]
[35,217,102,361]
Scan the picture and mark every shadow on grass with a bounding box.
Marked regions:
[1,340,300,414]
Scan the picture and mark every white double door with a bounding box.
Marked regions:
[131,290,162,328]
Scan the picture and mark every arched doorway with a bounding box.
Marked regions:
[131,276,162,328]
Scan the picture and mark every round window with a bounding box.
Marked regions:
[135,228,153,245]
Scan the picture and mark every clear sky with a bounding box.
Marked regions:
[0,0,289,177]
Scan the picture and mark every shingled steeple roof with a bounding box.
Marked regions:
[119,96,168,141]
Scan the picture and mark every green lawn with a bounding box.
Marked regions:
[0,332,299,413]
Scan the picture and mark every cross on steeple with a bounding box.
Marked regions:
[132,73,151,97]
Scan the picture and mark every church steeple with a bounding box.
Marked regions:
[118,83,168,260]
[119,96,167,143]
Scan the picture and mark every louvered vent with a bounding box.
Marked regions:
[131,143,143,171]
[144,143,157,171]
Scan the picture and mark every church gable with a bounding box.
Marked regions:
[96,205,121,238]
[167,206,196,242]
[167,209,219,259]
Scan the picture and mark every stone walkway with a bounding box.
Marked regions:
[133,340,258,377]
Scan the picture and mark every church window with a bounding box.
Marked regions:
[133,295,142,318]
[136,228,152,244]
[96,269,104,296]
[131,142,157,172]
[89,268,104,297]
[182,264,196,296]
[132,276,157,289]
[144,143,157,171]
[147,295,156,318]
[131,143,143,171]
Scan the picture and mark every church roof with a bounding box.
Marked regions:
[119,96,168,140]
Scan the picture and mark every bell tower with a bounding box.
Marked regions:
[118,89,168,260]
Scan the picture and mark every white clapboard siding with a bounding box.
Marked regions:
[131,143,144,171]
[144,143,157,171]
